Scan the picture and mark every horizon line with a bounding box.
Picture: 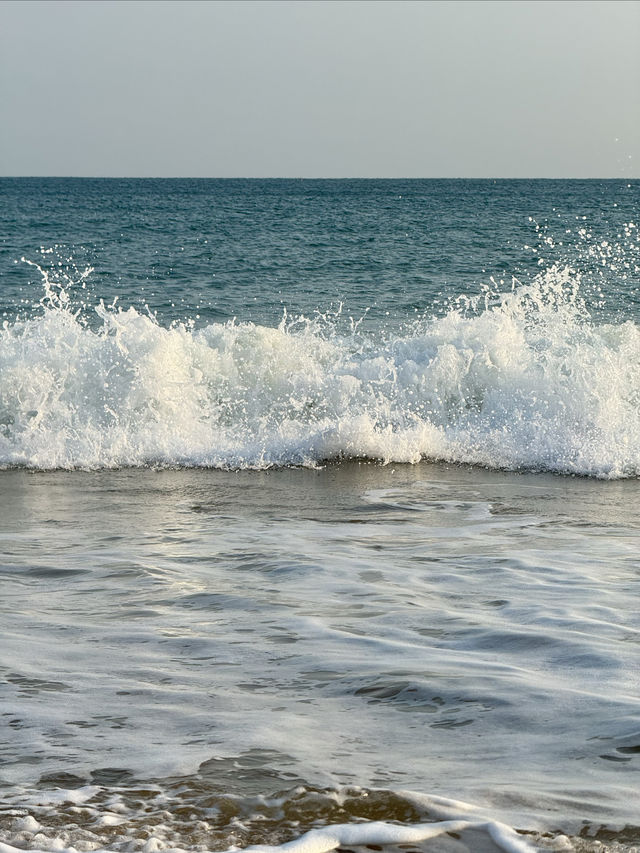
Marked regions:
[2,175,638,181]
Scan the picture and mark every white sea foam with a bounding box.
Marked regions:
[229,818,538,853]
[1,263,639,477]
[0,788,542,853]
[0,821,539,853]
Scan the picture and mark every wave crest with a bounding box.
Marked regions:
[1,265,639,477]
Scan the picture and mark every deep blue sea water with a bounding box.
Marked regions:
[0,179,639,853]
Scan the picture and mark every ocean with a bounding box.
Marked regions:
[0,178,638,853]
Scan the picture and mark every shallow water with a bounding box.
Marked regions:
[1,463,639,850]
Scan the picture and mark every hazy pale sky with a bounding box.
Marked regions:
[1,0,639,177]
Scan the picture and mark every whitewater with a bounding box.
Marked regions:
[1,260,639,477]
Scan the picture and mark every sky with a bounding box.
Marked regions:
[1,0,639,178]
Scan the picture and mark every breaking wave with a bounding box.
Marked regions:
[1,262,639,477]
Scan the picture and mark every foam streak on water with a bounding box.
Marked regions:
[1,263,639,477]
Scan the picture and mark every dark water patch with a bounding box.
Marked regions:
[6,674,72,695]
[26,566,90,578]
[349,679,508,722]
[90,767,136,786]
[599,754,631,762]
[616,744,640,755]
[176,592,252,611]
[38,772,88,788]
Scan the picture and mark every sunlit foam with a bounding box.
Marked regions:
[1,261,639,477]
